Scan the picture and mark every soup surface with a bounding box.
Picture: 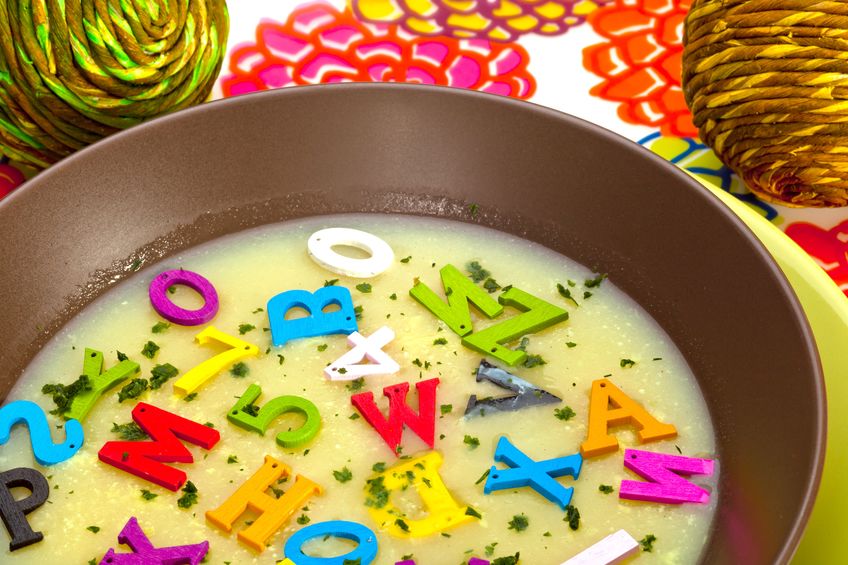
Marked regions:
[0,214,717,564]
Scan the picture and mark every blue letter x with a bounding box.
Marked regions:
[484,436,582,509]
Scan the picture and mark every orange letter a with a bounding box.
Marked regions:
[580,379,677,458]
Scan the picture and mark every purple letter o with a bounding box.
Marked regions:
[148,269,219,326]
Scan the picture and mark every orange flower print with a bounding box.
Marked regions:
[220,3,535,100]
[582,0,696,137]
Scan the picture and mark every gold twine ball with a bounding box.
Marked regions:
[682,0,848,207]
[0,0,229,170]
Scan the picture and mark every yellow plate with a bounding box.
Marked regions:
[693,177,848,563]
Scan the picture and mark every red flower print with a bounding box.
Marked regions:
[582,0,696,137]
[785,221,848,298]
[0,163,25,199]
[220,3,535,100]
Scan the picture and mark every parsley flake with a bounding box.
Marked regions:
[230,362,249,378]
[355,283,372,293]
[554,406,576,421]
[508,514,529,532]
[333,467,353,483]
[140,341,159,359]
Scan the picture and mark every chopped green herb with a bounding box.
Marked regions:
[365,476,389,509]
[111,422,148,441]
[599,484,614,494]
[140,489,158,501]
[324,279,339,286]
[333,467,353,483]
[355,283,372,293]
[557,283,579,305]
[465,506,482,519]
[130,259,142,271]
[554,406,576,421]
[241,403,259,417]
[277,354,285,365]
[252,307,264,313]
[151,322,170,334]
[296,513,311,525]
[433,337,448,345]
[564,504,580,530]
[183,392,198,402]
[566,342,577,348]
[585,273,608,288]
[389,293,398,300]
[583,291,593,299]
[317,343,328,352]
[116,351,128,361]
[230,362,249,378]
[150,363,179,389]
[227,455,239,464]
[395,518,410,532]
[42,375,93,415]
[653,357,663,361]
[400,256,412,263]
[475,468,490,485]
[492,553,520,565]
[440,404,453,415]
[238,323,256,335]
[508,513,529,532]
[140,341,159,359]
[354,305,363,319]
[346,378,366,392]
[485,543,498,556]
[117,378,148,403]
[86,525,100,534]
[620,358,636,368]
[639,534,657,552]
[522,354,547,368]
[338,368,348,374]
[349,412,360,420]
[176,481,198,509]
[469,203,479,217]
[483,278,501,293]
[463,435,480,449]
[372,462,386,473]
[466,261,490,283]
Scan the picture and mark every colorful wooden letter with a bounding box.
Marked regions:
[0,467,49,551]
[148,269,219,326]
[207,455,322,553]
[101,516,209,564]
[0,400,83,465]
[409,263,503,336]
[228,384,321,448]
[351,378,440,455]
[324,326,400,381]
[98,402,220,491]
[619,449,715,504]
[580,379,677,458]
[267,286,358,347]
[307,227,394,278]
[68,348,139,421]
[173,326,259,396]
[562,529,640,565]
[284,520,378,565]
[484,436,582,509]
[463,287,569,366]
[465,360,561,417]
[367,452,473,538]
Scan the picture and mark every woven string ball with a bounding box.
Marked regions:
[682,0,848,207]
[0,0,228,170]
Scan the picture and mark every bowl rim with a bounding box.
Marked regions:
[0,83,828,564]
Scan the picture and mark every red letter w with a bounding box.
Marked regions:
[98,402,220,491]
[351,378,439,456]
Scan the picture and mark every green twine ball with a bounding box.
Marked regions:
[0,0,228,169]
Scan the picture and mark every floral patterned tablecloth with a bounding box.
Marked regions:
[2,0,846,299]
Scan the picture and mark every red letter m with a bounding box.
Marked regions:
[98,402,220,491]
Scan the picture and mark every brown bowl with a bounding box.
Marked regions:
[0,84,825,564]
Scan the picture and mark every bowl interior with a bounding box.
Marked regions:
[0,84,824,563]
